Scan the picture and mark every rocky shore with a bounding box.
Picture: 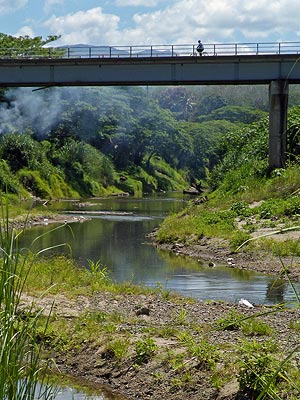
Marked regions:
[45,288,300,400]
[154,234,300,282]
[15,210,300,399]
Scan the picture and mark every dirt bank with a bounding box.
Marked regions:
[15,210,300,398]
[40,288,300,400]
[154,234,300,282]
[9,212,89,230]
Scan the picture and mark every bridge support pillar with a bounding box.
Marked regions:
[268,80,289,169]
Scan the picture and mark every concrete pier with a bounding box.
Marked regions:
[269,80,289,169]
[0,53,299,169]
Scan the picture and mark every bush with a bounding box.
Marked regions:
[18,169,52,198]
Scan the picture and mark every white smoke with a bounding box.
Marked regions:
[0,87,70,137]
[0,86,114,138]
[0,86,143,139]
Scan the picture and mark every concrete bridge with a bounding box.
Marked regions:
[0,41,300,169]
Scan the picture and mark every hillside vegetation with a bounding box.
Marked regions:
[156,105,300,261]
[2,33,300,400]
[0,82,280,203]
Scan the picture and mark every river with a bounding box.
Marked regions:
[20,192,298,399]
[22,192,297,305]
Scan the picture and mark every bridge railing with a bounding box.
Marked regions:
[0,41,299,59]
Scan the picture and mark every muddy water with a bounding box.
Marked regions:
[22,192,298,305]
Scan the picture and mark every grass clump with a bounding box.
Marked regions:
[237,339,283,399]
[156,208,237,244]
[107,338,131,361]
[0,197,56,399]
[216,310,244,331]
[216,310,273,337]
[177,332,219,371]
[134,337,158,365]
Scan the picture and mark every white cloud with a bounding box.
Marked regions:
[115,0,159,6]
[0,0,27,14]
[127,0,300,43]
[43,0,300,47]
[15,25,35,37]
[44,0,64,13]
[44,7,120,45]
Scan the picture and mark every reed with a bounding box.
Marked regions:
[0,196,56,399]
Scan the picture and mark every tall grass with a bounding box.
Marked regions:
[0,196,56,399]
[235,235,300,399]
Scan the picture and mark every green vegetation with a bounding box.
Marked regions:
[216,310,273,336]
[0,71,290,201]
[156,106,300,255]
[0,198,55,399]
[2,33,300,399]
[0,32,62,58]
[4,250,296,399]
[237,339,281,399]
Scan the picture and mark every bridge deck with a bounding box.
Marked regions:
[0,54,299,87]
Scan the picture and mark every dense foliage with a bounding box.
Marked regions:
[0,35,299,200]
[0,83,271,199]
[0,32,62,57]
[209,106,300,196]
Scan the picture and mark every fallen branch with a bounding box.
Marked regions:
[234,225,300,253]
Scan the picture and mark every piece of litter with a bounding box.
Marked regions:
[238,298,254,308]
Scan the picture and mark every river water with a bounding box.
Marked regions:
[22,192,297,305]
[20,192,298,399]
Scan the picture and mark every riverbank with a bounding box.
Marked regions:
[35,284,300,400]
[6,197,299,398]
[154,235,300,282]
[152,194,300,283]
[8,208,299,399]
[8,211,90,230]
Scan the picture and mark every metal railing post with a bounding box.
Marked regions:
[2,40,300,59]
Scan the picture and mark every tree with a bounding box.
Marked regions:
[152,87,195,120]
[0,33,62,57]
[193,94,228,117]
[0,132,45,173]
[198,105,267,124]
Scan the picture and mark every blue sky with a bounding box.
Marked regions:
[0,0,299,47]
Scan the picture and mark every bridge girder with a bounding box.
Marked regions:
[0,54,299,170]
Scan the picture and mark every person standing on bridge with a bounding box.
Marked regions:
[196,40,204,56]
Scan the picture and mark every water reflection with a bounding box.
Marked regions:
[54,387,103,400]
[41,377,127,400]
[20,193,299,306]
[55,387,117,400]
[266,279,288,304]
